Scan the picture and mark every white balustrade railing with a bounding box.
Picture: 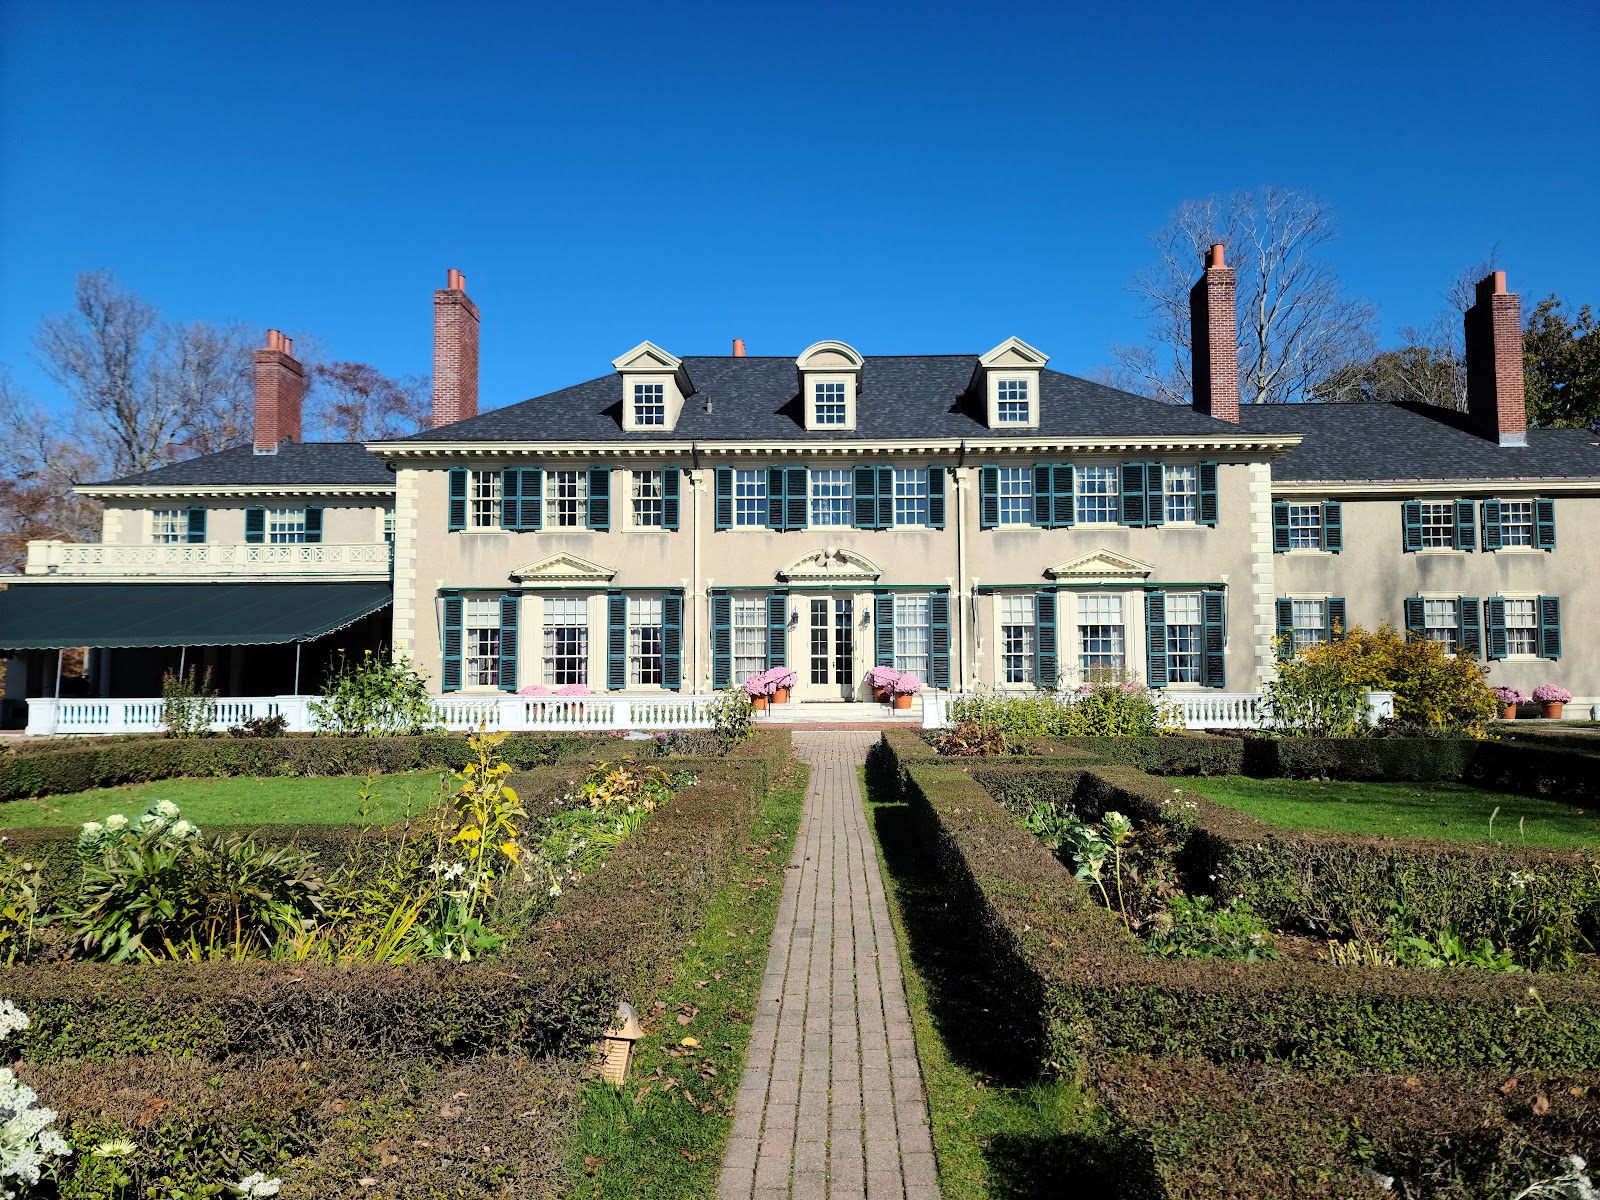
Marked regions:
[921,690,1396,731]
[24,539,393,578]
[24,694,720,737]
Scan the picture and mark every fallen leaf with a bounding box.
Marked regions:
[1500,1077,1519,1095]
[676,1013,693,1026]
[358,1179,377,1188]
[1402,1077,1421,1091]
[453,1090,471,1099]
[331,1098,347,1113]
[1532,1094,1550,1116]
[439,1103,463,1117]
[677,1148,701,1161]
[1571,1087,1586,1097]
[680,1036,700,1048]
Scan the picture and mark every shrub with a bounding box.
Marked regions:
[228,714,288,738]
[1265,654,1371,737]
[0,1001,71,1196]
[933,720,1008,757]
[309,650,440,736]
[710,686,755,749]
[948,685,1176,738]
[160,666,217,738]
[0,848,42,967]
[1147,894,1281,962]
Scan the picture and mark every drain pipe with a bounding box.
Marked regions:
[954,440,968,692]
[690,442,703,692]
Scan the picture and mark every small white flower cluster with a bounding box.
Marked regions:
[0,1003,71,1200]
[80,800,199,853]
[1508,871,1533,890]
[429,861,467,882]
[1513,1155,1598,1200]
[233,1172,283,1197]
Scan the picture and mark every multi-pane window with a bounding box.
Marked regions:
[1501,501,1534,547]
[383,510,396,543]
[1423,598,1460,651]
[735,470,767,527]
[1420,502,1455,549]
[464,597,503,688]
[629,596,664,685]
[1000,595,1036,684]
[633,382,665,426]
[814,382,848,425]
[268,508,307,544]
[1164,466,1197,523]
[631,470,663,528]
[1504,599,1538,656]
[152,510,184,545]
[996,378,1030,424]
[894,595,931,679]
[894,469,928,526]
[542,597,588,686]
[1076,466,1119,524]
[1166,594,1203,682]
[469,470,501,529]
[546,470,587,528]
[810,469,853,527]
[1078,595,1125,676]
[1291,599,1328,652]
[998,467,1033,525]
[1288,504,1322,550]
[732,597,767,681]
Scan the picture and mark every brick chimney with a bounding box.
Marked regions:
[1463,270,1528,446]
[1189,243,1240,422]
[253,329,304,453]
[432,268,480,428]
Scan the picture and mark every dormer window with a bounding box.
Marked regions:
[995,378,1031,423]
[613,341,693,432]
[814,381,849,426]
[633,383,665,426]
[977,337,1048,430]
[796,341,864,431]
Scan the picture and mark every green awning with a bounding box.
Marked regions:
[0,582,392,650]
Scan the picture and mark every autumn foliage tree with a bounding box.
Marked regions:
[310,361,430,441]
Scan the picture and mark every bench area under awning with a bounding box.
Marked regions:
[0,582,393,650]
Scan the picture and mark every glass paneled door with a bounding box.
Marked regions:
[803,594,855,700]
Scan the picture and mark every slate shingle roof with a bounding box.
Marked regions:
[1234,402,1600,482]
[390,356,1246,444]
[92,442,395,489]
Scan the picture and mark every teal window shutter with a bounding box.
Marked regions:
[927,466,946,529]
[185,508,207,544]
[711,592,732,688]
[875,591,894,667]
[1145,591,1168,686]
[1201,591,1226,687]
[1032,465,1053,528]
[441,596,463,692]
[767,592,788,668]
[1485,597,1507,660]
[1276,598,1294,661]
[1481,499,1503,550]
[1036,589,1058,688]
[1327,597,1347,641]
[303,506,323,544]
[245,506,266,544]
[979,466,999,529]
[1404,597,1425,638]
[448,469,468,531]
[1272,502,1290,553]
[1535,498,1557,549]
[876,465,894,529]
[1322,502,1342,552]
[785,467,808,531]
[1402,502,1422,552]
[853,466,878,529]
[714,467,733,530]
[607,592,626,689]
[767,468,786,529]
[1455,499,1476,551]
[1539,596,1562,660]
[498,595,519,690]
[501,468,521,530]
[662,591,683,690]
[587,468,611,530]
[1459,597,1482,659]
[1197,461,1218,526]
[1120,462,1146,526]
[1051,465,1075,527]
[524,468,543,529]
[502,468,541,530]
[1144,463,1165,527]
[929,590,950,688]
[662,468,680,532]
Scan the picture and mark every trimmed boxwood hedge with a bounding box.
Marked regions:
[5,732,790,1065]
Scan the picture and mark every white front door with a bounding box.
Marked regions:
[798,593,857,700]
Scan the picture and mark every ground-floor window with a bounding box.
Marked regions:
[1504,598,1537,656]
[1424,598,1459,651]
[465,597,503,687]
[895,595,931,678]
[543,596,588,685]
[1291,598,1329,652]
[629,596,664,684]
[1000,595,1036,683]
[1166,594,1203,682]
[733,596,767,681]
[1078,594,1124,677]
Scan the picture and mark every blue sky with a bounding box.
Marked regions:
[3,0,1597,420]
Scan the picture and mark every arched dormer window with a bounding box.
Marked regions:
[796,340,864,432]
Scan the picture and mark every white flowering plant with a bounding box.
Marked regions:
[0,1001,71,1199]
[0,842,42,967]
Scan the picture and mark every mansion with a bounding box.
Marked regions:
[3,252,1597,724]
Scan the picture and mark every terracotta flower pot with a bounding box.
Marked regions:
[752,695,768,712]
[892,693,913,710]
[1542,701,1564,719]
[872,686,889,703]
[1502,704,1518,720]
[773,687,790,704]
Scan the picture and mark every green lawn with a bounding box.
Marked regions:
[1173,776,1600,849]
[0,770,448,830]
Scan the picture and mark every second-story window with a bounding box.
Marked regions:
[469,470,501,528]
[998,467,1032,525]
[1420,502,1455,548]
[269,508,307,544]
[152,510,184,544]
[633,382,665,426]
[810,469,852,526]
[383,510,396,543]
[735,469,766,527]
[546,470,588,527]
[814,382,848,425]
[1501,500,1534,546]
[894,468,928,526]
[631,470,663,528]
[1288,504,1322,550]
[1076,466,1119,524]
[996,378,1030,423]
[1164,466,1197,523]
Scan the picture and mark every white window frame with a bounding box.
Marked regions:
[628,595,665,686]
[1500,595,1539,658]
[1163,465,1197,524]
[632,382,665,427]
[1076,594,1125,677]
[985,371,1039,429]
[268,507,308,545]
[809,468,853,528]
[546,469,588,528]
[1422,596,1460,652]
[998,466,1033,526]
[1287,503,1323,552]
[468,470,501,530]
[464,596,503,689]
[1419,502,1455,550]
[805,374,856,431]
[381,509,396,543]
[1289,597,1329,653]
[893,468,928,527]
[894,594,931,680]
[151,510,185,545]
[1166,593,1204,683]
[734,469,767,528]
[732,596,768,682]
[541,595,590,686]
[630,470,663,530]
[999,594,1036,685]
[994,377,1031,425]
[1500,500,1535,548]
[1076,466,1119,525]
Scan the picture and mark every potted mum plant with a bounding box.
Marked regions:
[1491,686,1528,720]
[888,671,923,711]
[765,667,797,704]
[1533,684,1572,720]
[743,672,775,711]
[866,665,899,703]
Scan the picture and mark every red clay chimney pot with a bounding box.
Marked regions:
[732,338,746,357]
[1207,243,1225,268]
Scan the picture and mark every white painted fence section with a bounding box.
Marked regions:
[24,694,720,737]
[919,690,1396,731]
[25,540,394,578]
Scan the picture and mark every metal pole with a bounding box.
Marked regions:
[52,648,63,736]
[294,642,301,695]
[178,645,186,679]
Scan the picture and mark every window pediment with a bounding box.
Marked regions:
[510,553,616,584]
[1046,549,1153,583]
[778,546,882,584]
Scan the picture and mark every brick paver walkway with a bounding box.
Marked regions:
[720,731,938,1200]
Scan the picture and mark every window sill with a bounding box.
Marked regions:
[1413,548,1466,556]
[1489,546,1547,554]
[1284,548,1333,557]
[623,526,670,535]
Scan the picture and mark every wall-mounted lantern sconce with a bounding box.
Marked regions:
[860,609,871,628]
[599,1002,644,1084]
